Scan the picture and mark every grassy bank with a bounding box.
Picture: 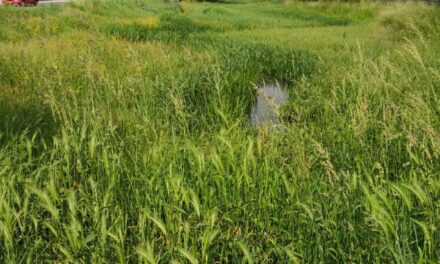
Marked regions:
[0,0,439,262]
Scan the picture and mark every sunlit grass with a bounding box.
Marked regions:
[0,0,439,262]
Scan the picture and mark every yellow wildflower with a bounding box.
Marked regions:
[137,17,160,28]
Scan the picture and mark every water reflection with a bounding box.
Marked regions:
[250,82,288,125]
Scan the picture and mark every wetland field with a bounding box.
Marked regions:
[0,0,440,262]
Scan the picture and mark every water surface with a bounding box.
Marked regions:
[250,82,288,125]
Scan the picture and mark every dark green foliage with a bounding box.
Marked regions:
[102,14,217,43]
[261,7,351,26]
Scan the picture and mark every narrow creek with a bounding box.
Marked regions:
[249,81,288,126]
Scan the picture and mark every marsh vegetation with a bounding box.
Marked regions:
[0,0,439,262]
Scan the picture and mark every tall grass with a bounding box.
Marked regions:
[0,0,439,262]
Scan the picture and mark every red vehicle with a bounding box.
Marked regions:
[2,0,39,6]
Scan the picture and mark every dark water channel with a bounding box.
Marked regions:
[249,82,288,126]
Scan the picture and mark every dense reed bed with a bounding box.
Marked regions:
[0,0,439,262]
